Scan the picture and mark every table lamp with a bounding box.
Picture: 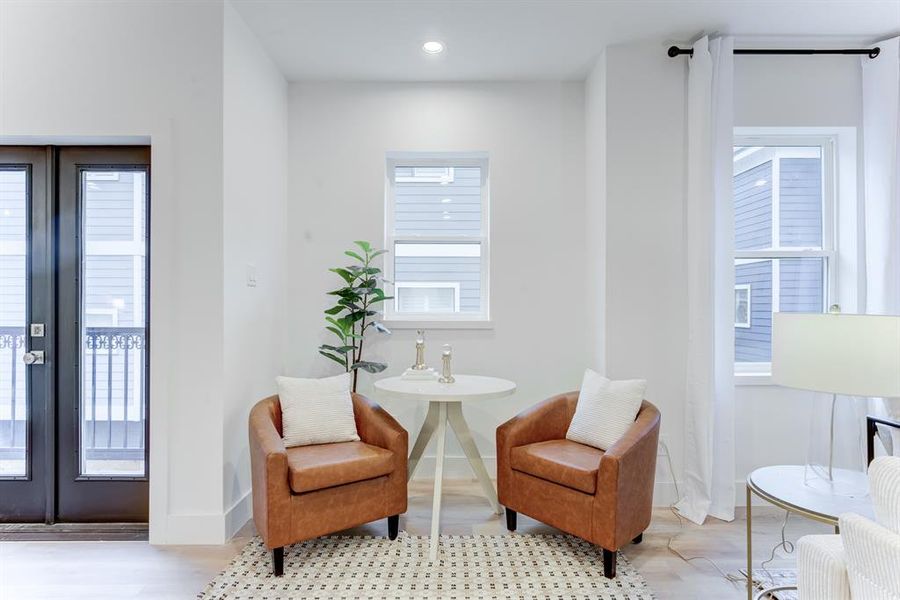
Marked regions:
[772,309,900,496]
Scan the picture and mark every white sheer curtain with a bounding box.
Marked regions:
[862,37,900,453]
[675,35,736,525]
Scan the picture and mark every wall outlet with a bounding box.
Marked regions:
[246,263,257,288]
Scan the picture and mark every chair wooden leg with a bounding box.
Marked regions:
[602,548,616,579]
[272,547,284,576]
[632,533,643,545]
[388,515,399,540]
[505,508,517,531]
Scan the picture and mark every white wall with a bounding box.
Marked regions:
[222,1,288,538]
[603,41,865,506]
[286,82,586,477]
[584,54,607,373]
[604,43,689,503]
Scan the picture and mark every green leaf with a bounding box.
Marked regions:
[326,326,345,340]
[344,250,365,263]
[319,350,348,368]
[361,267,381,275]
[351,360,387,373]
[329,267,355,284]
[321,344,355,354]
[353,240,372,254]
[326,316,350,334]
[369,249,388,260]
[324,305,344,315]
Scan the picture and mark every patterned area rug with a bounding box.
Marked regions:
[749,569,798,600]
[199,534,654,599]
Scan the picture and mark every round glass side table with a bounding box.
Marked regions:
[746,465,873,600]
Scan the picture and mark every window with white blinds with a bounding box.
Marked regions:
[385,153,489,324]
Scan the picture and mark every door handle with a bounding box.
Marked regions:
[23,350,45,365]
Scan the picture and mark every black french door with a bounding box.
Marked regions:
[0,146,150,523]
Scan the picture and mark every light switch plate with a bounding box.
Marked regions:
[30,323,45,337]
[246,263,257,288]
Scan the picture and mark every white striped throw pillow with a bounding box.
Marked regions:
[565,369,646,451]
[276,372,360,448]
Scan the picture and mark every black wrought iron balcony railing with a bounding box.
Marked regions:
[0,325,146,460]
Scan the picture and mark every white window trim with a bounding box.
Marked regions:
[734,131,840,382]
[394,281,461,313]
[734,284,751,328]
[384,152,491,329]
[394,167,456,184]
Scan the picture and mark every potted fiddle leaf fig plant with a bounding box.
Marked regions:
[318,241,393,392]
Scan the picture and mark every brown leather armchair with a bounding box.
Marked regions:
[496,392,660,579]
[249,393,408,575]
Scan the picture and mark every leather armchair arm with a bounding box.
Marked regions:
[249,397,291,549]
[497,392,577,507]
[353,393,408,478]
[496,392,577,453]
[593,401,661,550]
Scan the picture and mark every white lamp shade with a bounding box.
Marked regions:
[772,312,900,398]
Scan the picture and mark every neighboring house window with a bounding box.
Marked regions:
[385,152,489,324]
[395,282,460,313]
[734,284,751,328]
[733,136,836,373]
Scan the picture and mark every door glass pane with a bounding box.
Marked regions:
[80,170,147,477]
[0,169,27,477]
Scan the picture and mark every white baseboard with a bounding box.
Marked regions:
[163,512,230,545]
[158,474,762,545]
[225,491,253,540]
[157,491,252,545]
[654,479,778,511]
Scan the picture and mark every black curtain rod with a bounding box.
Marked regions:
[667,45,880,59]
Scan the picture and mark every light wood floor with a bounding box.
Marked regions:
[0,480,833,599]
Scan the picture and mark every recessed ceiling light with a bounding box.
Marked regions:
[423,41,444,54]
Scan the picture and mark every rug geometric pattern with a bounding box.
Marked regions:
[199,534,654,599]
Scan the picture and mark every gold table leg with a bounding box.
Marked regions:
[747,484,753,600]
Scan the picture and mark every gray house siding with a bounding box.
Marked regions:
[394,256,481,313]
[734,154,824,362]
[780,258,824,313]
[735,260,773,363]
[780,158,822,248]
[394,166,482,236]
[734,161,772,251]
[392,165,483,313]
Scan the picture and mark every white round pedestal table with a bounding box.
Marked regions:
[746,465,874,600]
[374,375,516,560]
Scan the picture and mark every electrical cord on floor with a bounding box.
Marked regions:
[759,510,794,587]
[657,440,754,588]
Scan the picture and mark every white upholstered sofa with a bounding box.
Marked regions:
[797,456,900,599]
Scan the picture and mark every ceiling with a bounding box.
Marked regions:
[232,1,899,82]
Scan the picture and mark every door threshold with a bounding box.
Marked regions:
[0,522,148,541]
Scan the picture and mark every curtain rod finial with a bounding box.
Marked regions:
[869,47,881,59]
[667,45,681,58]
